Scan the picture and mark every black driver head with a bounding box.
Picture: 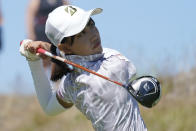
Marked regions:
[126,76,161,108]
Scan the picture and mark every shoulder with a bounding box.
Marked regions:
[102,48,120,58]
[102,48,130,62]
[101,48,136,76]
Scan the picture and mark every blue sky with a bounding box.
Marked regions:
[0,0,195,93]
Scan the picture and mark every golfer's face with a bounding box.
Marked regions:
[68,19,103,56]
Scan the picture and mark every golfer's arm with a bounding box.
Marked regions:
[28,60,68,115]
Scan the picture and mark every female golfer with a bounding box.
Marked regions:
[20,5,147,131]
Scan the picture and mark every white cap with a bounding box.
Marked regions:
[45,5,102,47]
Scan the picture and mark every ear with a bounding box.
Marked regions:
[57,43,72,54]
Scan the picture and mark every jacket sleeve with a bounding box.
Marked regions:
[28,60,67,116]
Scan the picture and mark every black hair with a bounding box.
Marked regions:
[50,44,73,81]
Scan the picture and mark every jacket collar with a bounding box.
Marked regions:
[59,48,121,72]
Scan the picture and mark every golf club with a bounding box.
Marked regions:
[20,40,161,108]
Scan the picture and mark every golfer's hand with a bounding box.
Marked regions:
[20,39,51,61]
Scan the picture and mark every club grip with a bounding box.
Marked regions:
[37,48,46,54]
[20,40,23,46]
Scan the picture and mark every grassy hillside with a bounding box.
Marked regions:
[0,68,196,131]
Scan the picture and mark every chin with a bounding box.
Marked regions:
[96,46,103,54]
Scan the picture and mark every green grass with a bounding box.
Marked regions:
[140,99,196,131]
[0,95,195,131]
[1,70,196,131]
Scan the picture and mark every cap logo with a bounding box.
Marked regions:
[64,6,77,16]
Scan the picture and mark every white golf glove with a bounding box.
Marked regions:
[19,39,40,61]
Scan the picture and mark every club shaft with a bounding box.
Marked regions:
[37,48,124,87]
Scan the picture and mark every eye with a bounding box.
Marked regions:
[76,29,86,39]
[76,33,82,38]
